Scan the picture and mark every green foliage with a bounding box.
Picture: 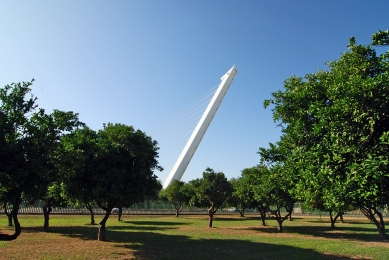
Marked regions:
[189,167,233,210]
[0,80,82,203]
[59,126,99,206]
[61,123,162,212]
[228,176,257,216]
[263,30,389,237]
[162,180,190,205]
[161,180,191,216]
[371,29,389,46]
[0,80,82,239]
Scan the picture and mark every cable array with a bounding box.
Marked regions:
[149,84,220,178]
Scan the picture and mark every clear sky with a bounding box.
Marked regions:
[1,1,388,184]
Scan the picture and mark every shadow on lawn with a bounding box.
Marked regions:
[19,225,367,259]
[22,225,98,240]
[211,216,261,222]
[122,220,189,226]
[246,223,386,242]
[306,219,388,228]
[23,224,181,240]
[35,225,357,259]
[111,231,356,260]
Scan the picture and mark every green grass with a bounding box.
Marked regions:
[1,214,388,259]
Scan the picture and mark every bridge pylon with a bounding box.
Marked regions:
[163,65,238,189]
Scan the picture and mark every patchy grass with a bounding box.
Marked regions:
[1,214,388,259]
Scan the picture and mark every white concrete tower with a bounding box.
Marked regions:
[163,65,238,189]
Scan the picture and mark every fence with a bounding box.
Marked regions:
[10,201,388,219]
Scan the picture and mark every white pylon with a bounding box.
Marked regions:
[163,65,238,189]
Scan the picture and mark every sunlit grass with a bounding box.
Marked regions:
[1,214,388,259]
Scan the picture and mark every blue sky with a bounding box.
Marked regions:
[1,1,388,184]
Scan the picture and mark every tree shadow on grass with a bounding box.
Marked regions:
[111,231,357,260]
[122,220,189,226]
[22,226,98,240]
[244,223,387,243]
[31,225,358,259]
[303,219,374,225]
[18,225,367,259]
[108,225,177,232]
[22,224,181,240]
[212,216,261,222]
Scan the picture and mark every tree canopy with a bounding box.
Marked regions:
[0,80,82,240]
[61,123,162,241]
[263,30,389,239]
[160,180,191,217]
[190,167,232,227]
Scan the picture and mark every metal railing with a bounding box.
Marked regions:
[10,201,388,219]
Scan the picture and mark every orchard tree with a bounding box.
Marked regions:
[190,168,232,227]
[264,30,389,239]
[62,123,162,241]
[60,126,99,225]
[228,177,256,217]
[262,165,295,232]
[0,80,82,241]
[161,180,191,217]
[240,166,272,226]
[259,137,352,229]
[2,201,13,227]
[40,183,69,232]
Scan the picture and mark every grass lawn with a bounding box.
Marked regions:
[1,214,388,259]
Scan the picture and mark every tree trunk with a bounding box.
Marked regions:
[3,202,13,226]
[174,204,184,217]
[208,213,214,227]
[42,203,52,232]
[260,210,266,226]
[86,203,95,225]
[285,204,293,221]
[270,209,291,233]
[118,207,123,221]
[329,211,342,229]
[339,212,344,223]
[7,212,13,226]
[329,211,334,228]
[208,207,216,228]
[237,206,245,217]
[360,206,388,240]
[98,210,112,241]
[277,220,283,232]
[0,198,22,241]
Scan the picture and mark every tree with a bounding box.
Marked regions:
[190,168,233,227]
[264,30,389,239]
[228,176,257,217]
[2,201,13,227]
[262,165,295,232]
[161,180,191,217]
[240,166,271,226]
[62,123,162,241]
[0,80,82,241]
[60,126,99,225]
[40,183,69,232]
[259,138,351,229]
